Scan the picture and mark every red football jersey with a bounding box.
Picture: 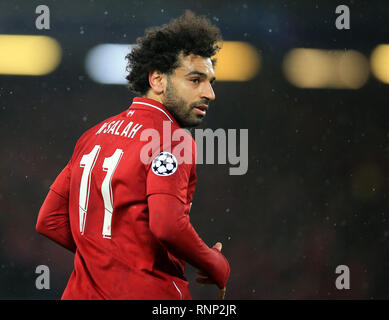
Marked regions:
[50,97,197,299]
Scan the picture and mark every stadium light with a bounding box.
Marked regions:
[213,41,261,81]
[85,41,261,85]
[370,44,389,84]
[85,44,134,85]
[283,48,369,89]
[0,34,61,76]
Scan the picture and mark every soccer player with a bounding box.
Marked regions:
[36,11,230,300]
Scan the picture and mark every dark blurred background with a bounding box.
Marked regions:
[1,0,389,299]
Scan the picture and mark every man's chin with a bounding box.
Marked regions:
[181,116,204,128]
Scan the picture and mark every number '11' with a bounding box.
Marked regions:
[79,145,123,239]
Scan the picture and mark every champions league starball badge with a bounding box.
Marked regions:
[151,152,178,176]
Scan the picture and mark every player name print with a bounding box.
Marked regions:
[95,120,143,139]
[151,152,178,176]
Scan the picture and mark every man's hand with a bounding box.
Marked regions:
[195,242,227,299]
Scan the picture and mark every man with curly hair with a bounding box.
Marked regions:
[36,11,230,300]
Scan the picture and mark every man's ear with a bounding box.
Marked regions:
[148,70,167,95]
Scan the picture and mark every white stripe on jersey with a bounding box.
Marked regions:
[132,102,174,123]
[172,281,183,300]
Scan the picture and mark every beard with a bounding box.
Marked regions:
[162,76,206,128]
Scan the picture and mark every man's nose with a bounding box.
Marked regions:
[201,82,216,101]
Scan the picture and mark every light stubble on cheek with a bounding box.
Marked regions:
[163,76,202,127]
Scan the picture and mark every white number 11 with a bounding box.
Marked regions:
[79,145,123,239]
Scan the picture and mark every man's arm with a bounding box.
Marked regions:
[36,189,76,253]
[148,193,230,289]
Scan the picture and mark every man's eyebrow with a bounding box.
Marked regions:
[184,71,207,77]
[185,71,216,82]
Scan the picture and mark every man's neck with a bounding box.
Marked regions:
[144,91,164,105]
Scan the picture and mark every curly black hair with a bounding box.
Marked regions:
[125,10,222,95]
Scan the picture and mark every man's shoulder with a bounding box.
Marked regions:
[78,113,121,142]
[68,111,127,157]
[72,108,196,157]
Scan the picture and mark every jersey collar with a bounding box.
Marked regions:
[129,97,177,125]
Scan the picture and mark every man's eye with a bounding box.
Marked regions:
[191,78,200,83]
